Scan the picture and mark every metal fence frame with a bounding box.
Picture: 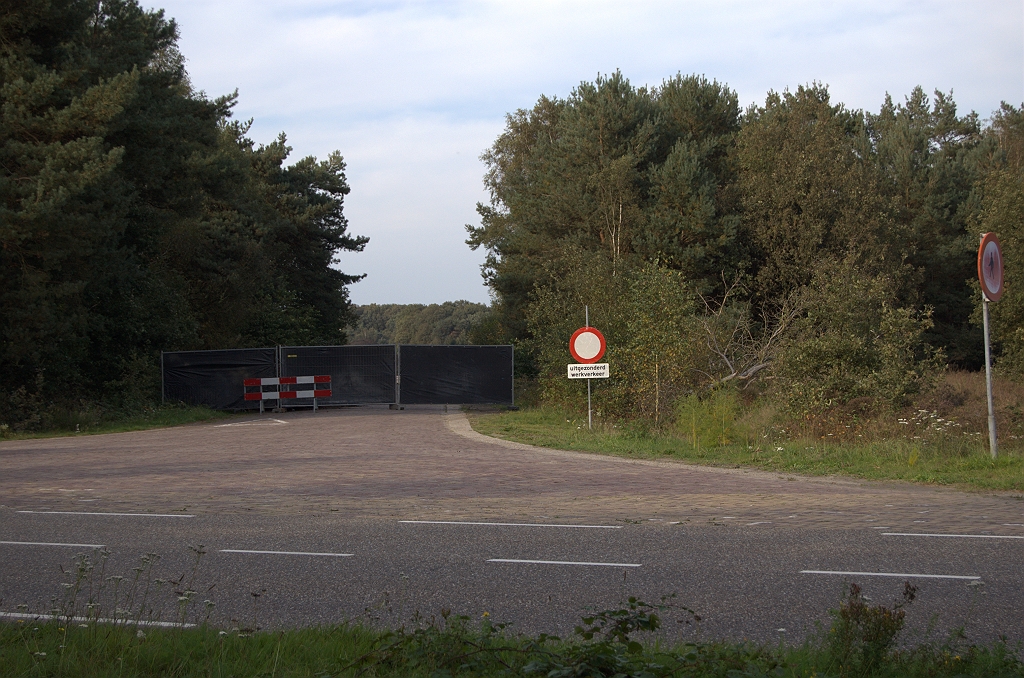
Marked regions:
[161,344,513,409]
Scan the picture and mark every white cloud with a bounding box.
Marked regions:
[154,0,1023,303]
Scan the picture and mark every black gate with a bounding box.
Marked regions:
[279,345,395,405]
[162,348,277,411]
[399,345,513,405]
[161,345,513,409]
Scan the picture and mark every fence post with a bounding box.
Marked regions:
[395,344,401,406]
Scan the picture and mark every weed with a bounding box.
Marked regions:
[825,582,917,675]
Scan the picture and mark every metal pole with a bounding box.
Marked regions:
[585,305,591,429]
[587,378,592,430]
[395,344,401,406]
[983,298,998,459]
[160,351,165,404]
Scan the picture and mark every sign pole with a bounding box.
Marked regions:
[587,378,592,430]
[983,298,998,459]
[568,312,607,431]
[977,232,1003,460]
[585,305,591,430]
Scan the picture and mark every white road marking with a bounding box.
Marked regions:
[220,549,353,557]
[214,419,287,427]
[0,611,194,628]
[17,511,194,518]
[746,521,771,526]
[883,532,1024,540]
[801,570,980,580]
[400,520,621,529]
[1,541,105,548]
[488,559,641,567]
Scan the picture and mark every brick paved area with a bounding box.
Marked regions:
[2,406,1022,536]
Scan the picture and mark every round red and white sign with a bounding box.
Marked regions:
[978,232,1004,302]
[569,326,606,364]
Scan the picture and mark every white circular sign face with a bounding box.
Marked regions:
[573,332,602,361]
[982,240,1003,296]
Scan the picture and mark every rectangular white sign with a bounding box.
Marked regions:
[568,363,609,379]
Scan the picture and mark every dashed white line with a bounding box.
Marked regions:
[883,533,1024,540]
[17,511,194,518]
[801,570,980,580]
[1,541,105,548]
[219,549,352,557]
[0,611,195,628]
[214,419,287,427]
[400,520,621,529]
[488,559,641,567]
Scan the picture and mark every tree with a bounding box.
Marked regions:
[867,87,987,367]
[736,84,899,307]
[0,0,366,426]
[976,103,1024,376]
[468,72,744,350]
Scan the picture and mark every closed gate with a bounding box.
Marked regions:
[161,345,513,410]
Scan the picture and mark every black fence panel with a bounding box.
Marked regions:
[280,345,396,404]
[162,348,277,410]
[399,345,513,404]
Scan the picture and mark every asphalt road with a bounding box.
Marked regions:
[1,406,1022,645]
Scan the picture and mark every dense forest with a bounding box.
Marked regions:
[467,73,1024,419]
[1,1,366,428]
[349,302,489,345]
[4,1,1022,431]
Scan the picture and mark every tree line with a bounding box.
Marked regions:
[467,72,1024,419]
[1,0,366,428]
[349,302,490,346]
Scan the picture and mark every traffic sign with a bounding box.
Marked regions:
[568,363,609,379]
[569,326,606,363]
[979,232,1004,302]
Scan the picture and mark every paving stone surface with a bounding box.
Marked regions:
[2,405,1022,536]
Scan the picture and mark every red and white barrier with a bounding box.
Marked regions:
[244,376,331,411]
[243,376,331,400]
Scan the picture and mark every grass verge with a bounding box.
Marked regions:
[467,407,1024,492]
[2,591,1021,677]
[0,404,231,441]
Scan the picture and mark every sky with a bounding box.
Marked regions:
[152,0,1024,306]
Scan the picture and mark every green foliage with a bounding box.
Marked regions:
[774,260,941,413]
[470,400,1024,491]
[977,103,1024,377]
[467,72,744,352]
[471,75,996,426]
[674,388,742,448]
[2,590,1021,677]
[350,301,491,345]
[823,582,918,677]
[868,88,987,368]
[737,84,895,305]
[0,0,366,428]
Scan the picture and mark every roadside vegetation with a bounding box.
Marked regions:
[470,371,1024,492]
[3,574,1021,677]
[0,404,228,441]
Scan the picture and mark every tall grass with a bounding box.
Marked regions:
[469,401,1024,491]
